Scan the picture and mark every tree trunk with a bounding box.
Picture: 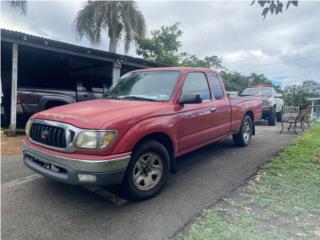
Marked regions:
[109,38,119,53]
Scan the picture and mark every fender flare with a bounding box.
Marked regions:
[39,95,75,110]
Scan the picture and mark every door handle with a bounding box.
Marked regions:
[210,107,216,113]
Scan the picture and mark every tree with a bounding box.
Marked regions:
[136,23,227,69]
[247,73,272,86]
[283,81,320,108]
[179,52,226,70]
[75,1,146,53]
[283,85,308,108]
[251,0,299,18]
[220,71,278,92]
[135,23,182,65]
[220,71,249,92]
[302,80,320,94]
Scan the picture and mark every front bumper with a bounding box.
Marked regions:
[262,106,273,119]
[22,141,130,186]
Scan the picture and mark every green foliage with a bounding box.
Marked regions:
[247,72,273,86]
[136,23,227,69]
[135,23,182,65]
[179,53,226,70]
[251,0,299,18]
[220,71,249,92]
[178,125,320,240]
[283,81,320,108]
[220,71,275,92]
[75,1,146,53]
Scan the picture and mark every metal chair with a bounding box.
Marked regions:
[280,108,310,135]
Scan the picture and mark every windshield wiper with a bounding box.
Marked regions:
[104,95,121,99]
[120,96,158,102]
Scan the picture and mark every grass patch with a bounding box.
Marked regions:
[177,125,320,240]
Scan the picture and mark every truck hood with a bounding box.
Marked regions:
[33,99,172,129]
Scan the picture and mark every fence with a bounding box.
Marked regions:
[283,106,300,118]
[311,105,320,119]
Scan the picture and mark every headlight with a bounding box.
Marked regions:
[25,119,32,136]
[75,131,116,149]
[75,131,98,149]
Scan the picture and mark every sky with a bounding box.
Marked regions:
[1,0,320,88]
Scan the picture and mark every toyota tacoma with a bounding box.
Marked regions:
[22,67,262,200]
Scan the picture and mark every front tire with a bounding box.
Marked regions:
[276,110,283,122]
[268,107,276,126]
[233,115,253,147]
[122,140,169,201]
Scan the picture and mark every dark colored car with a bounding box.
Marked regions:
[17,81,107,117]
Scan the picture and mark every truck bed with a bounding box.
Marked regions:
[229,95,261,105]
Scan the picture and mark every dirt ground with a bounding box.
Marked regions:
[1,130,25,156]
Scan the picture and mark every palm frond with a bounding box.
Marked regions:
[75,1,105,44]
[119,1,146,53]
[9,0,27,15]
[75,1,146,53]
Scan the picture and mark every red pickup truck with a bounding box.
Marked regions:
[22,67,262,200]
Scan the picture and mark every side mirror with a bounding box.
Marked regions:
[275,93,283,98]
[179,94,202,104]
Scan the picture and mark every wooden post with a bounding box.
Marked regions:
[311,100,314,119]
[8,43,18,136]
[112,59,122,85]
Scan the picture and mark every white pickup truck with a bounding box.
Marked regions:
[242,86,284,125]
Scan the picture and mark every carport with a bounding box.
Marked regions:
[1,29,163,135]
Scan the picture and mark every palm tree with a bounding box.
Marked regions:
[75,1,146,53]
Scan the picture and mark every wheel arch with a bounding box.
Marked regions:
[40,95,74,110]
[45,100,68,109]
[132,132,175,173]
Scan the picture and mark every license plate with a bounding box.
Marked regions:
[34,157,61,173]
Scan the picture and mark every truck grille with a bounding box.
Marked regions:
[262,100,269,106]
[30,123,66,148]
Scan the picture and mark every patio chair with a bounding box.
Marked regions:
[280,109,310,135]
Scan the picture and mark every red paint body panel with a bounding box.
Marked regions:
[29,67,262,160]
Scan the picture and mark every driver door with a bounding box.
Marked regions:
[177,72,215,153]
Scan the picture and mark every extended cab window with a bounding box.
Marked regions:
[181,72,211,100]
[209,73,224,100]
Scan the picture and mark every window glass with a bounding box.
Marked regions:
[105,70,180,101]
[209,73,224,99]
[181,72,211,100]
[242,87,273,97]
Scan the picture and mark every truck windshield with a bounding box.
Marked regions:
[104,70,180,101]
[242,88,273,97]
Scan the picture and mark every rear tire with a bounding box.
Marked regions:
[276,110,283,122]
[268,107,276,126]
[122,140,169,201]
[233,115,253,147]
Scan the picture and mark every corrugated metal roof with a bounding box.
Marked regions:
[1,28,166,68]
